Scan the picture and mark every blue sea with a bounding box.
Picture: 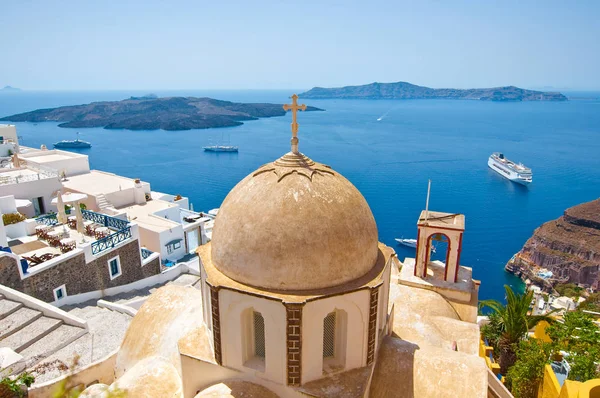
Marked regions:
[1,90,599,302]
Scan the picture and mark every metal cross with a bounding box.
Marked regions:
[283,94,307,153]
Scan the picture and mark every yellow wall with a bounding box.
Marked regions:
[533,320,553,343]
[479,339,500,375]
[538,365,562,398]
[536,364,600,398]
[578,379,600,398]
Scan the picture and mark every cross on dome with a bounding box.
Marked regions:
[283,94,307,153]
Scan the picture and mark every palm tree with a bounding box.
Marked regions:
[480,285,555,374]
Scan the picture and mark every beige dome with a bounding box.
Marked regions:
[211,152,379,291]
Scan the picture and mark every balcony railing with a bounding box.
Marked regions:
[141,248,153,260]
[35,213,59,226]
[91,226,132,255]
[82,210,129,230]
[0,169,59,185]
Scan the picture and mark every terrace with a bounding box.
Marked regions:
[10,210,137,271]
[0,165,58,186]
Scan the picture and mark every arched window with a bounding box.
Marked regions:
[253,311,265,358]
[323,312,336,358]
[322,309,347,374]
[242,308,265,371]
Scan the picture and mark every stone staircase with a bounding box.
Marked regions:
[96,193,111,211]
[0,294,87,374]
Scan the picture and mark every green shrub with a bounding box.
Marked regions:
[2,212,26,226]
[505,339,550,398]
[0,372,35,397]
[546,311,600,382]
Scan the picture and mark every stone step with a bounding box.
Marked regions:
[0,299,24,320]
[0,317,63,353]
[19,325,87,366]
[0,308,42,340]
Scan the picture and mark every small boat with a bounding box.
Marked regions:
[203,145,238,152]
[395,238,436,253]
[54,132,91,149]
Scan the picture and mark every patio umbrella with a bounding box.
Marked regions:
[56,191,67,224]
[75,200,85,235]
[52,193,88,234]
[12,152,21,168]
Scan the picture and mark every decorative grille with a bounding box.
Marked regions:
[35,214,58,226]
[82,210,129,230]
[140,248,153,260]
[253,311,266,358]
[91,226,132,255]
[323,312,336,358]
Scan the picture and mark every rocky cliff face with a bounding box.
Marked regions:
[509,199,600,290]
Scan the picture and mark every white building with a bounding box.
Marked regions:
[0,126,208,264]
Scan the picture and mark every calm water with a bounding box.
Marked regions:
[1,90,599,301]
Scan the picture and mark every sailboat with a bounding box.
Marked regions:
[54,132,91,149]
[203,132,238,152]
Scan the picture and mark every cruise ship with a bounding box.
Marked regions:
[488,152,532,185]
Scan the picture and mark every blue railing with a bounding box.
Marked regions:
[91,226,132,255]
[35,213,58,226]
[82,210,129,230]
[141,248,153,260]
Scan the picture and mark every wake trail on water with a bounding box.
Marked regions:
[376,107,396,121]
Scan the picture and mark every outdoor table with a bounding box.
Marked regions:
[67,216,77,229]
[35,225,50,238]
[59,238,76,253]
[94,227,109,239]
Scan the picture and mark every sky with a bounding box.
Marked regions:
[1,0,599,91]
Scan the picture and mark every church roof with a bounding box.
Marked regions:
[198,242,393,299]
[210,151,379,291]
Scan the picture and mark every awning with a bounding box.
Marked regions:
[51,192,88,204]
[165,238,183,247]
[15,199,32,208]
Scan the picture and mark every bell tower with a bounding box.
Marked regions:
[414,210,465,283]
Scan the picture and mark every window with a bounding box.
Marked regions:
[253,311,265,358]
[322,309,348,374]
[166,239,182,254]
[53,285,66,301]
[108,256,121,280]
[242,308,266,371]
[323,312,336,358]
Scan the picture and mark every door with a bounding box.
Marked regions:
[186,228,199,253]
[33,197,45,216]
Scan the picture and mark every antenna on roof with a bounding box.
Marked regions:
[424,179,431,224]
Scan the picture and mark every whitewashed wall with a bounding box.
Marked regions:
[219,289,287,385]
[302,289,370,383]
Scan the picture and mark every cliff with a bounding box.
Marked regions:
[301,82,568,101]
[508,199,600,289]
[0,96,323,131]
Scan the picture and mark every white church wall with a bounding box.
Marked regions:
[219,289,287,385]
[301,289,370,383]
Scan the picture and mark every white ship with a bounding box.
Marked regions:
[203,145,238,152]
[395,238,436,253]
[488,152,532,185]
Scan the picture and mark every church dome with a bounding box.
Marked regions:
[211,151,379,291]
